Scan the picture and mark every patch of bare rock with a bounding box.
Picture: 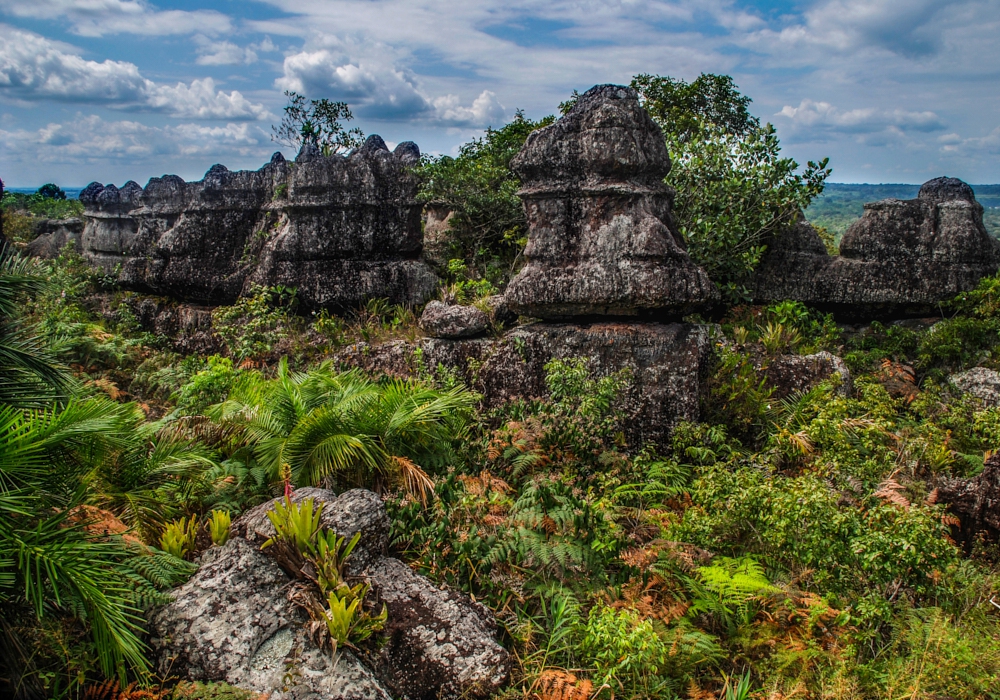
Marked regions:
[150,488,510,700]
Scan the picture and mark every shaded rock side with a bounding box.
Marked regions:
[25,218,84,259]
[419,301,489,338]
[80,139,439,309]
[938,452,1000,549]
[759,351,852,398]
[363,556,510,700]
[235,487,389,575]
[504,84,718,318]
[247,136,438,310]
[753,179,1000,318]
[148,537,391,700]
[338,321,714,446]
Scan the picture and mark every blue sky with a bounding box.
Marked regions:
[1,0,998,187]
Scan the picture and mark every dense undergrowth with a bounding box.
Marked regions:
[3,238,1000,699]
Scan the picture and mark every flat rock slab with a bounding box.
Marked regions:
[337,321,714,447]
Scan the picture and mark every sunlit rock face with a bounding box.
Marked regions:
[752,177,1000,319]
[504,84,718,319]
[78,136,439,309]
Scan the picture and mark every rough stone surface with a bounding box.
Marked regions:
[363,556,510,700]
[938,452,1000,548]
[25,218,84,259]
[421,204,454,271]
[752,180,1000,318]
[125,296,221,355]
[235,488,389,574]
[79,139,439,309]
[148,537,391,700]
[950,367,1000,407]
[338,321,715,446]
[419,301,490,338]
[760,351,852,398]
[504,84,718,318]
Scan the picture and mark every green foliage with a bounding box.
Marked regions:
[210,360,476,494]
[2,189,83,220]
[578,606,677,698]
[262,497,324,555]
[416,111,555,282]
[170,356,242,416]
[171,681,266,700]
[35,183,66,200]
[207,510,230,546]
[159,515,198,560]
[688,557,778,636]
[271,90,364,155]
[630,73,758,140]
[322,582,387,651]
[212,285,298,361]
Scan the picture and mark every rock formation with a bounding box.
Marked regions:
[152,489,510,700]
[951,367,1000,407]
[938,452,1000,549]
[504,84,718,319]
[24,218,84,259]
[753,178,1000,318]
[79,137,438,310]
[419,301,490,338]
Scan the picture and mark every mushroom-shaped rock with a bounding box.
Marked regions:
[503,84,718,319]
[148,538,392,700]
[419,301,490,338]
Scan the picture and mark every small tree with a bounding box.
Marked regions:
[34,184,66,200]
[272,91,365,155]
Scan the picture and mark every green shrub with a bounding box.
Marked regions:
[578,606,677,698]
[212,285,298,361]
[160,515,198,559]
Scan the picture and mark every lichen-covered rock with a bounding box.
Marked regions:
[25,218,84,259]
[337,321,714,446]
[148,537,391,700]
[504,84,718,318]
[363,556,510,700]
[79,139,439,309]
[752,179,1000,318]
[760,351,852,398]
[235,488,389,574]
[938,452,1000,548]
[951,367,1000,407]
[421,204,454,271]
[123,296,221,355]
[419,301,489,338]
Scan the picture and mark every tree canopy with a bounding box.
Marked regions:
[272,91,365,155]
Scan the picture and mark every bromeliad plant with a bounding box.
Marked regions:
[262,497,386,655]
[207,510,231,546]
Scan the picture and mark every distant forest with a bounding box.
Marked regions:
[807,183,1000,239]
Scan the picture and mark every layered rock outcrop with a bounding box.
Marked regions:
[504,84,718,319]
[79,137,438,309]
[753,178,1000,318]
[24,218,84,259]
[152,489,510,700]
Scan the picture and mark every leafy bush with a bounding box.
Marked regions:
[212,285,298,361]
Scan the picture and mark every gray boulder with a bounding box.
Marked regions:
[760,351,852,398]
[752,178,1000,319]
[951,367,1000,407]
[504,84,718,319]
[337,321,714,447]
[364,557,510,700]
[148,537,391,700]
[235,488,389,575]
[25,218,83,259]
[419,301,490,339]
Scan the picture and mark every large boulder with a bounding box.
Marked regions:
[79,140,439,309]
[338,321,714,447]
[148,537,391,700]
[503,84,718,319]
[25,218,84,259]
[752,179,1000,319]
[938,452,1000,549]
[364,557,510,700]
[950,367,1000,408]
[760,351,852,399]
[419,301,490,339]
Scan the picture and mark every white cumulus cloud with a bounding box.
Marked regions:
[777,99,946,137]
[0,0,231,37]
[0,26,270,120]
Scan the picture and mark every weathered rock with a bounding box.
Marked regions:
[235,488,390,574]
[504,84,718,319]
[752,179,1000,318]
[25,218,84,259]
[951,367,1000,407]
[938,452,1000,548]
[338,321,714,446]
[124,296,221,355]
[79,140,439,309]
[421,204,455,271]
[760,351,852,398]
[247,137,438,310]
[419,301,490,338]
[148,537,392,700]
[363,556,510,700]
[483,294,517,327]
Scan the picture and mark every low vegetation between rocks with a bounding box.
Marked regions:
[4,78,1000,700]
